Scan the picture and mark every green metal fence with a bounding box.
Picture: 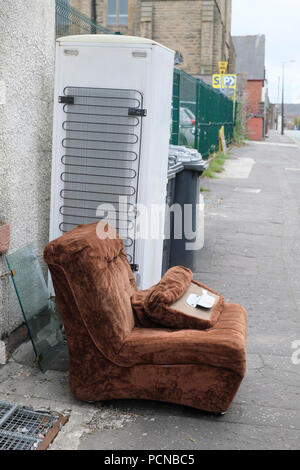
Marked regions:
[55,0,114,37]
[171,68,235,158]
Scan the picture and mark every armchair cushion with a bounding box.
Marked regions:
[118,303,247,377]
[131,266,224,330]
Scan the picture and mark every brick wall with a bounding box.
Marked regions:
[245,80,264,141]
[247,117,263,141]
[246,80,263,115]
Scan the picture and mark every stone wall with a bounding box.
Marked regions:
[151,1,203,75]
[70,0,91,17]
[67,0,235,75]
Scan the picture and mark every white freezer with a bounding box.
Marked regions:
[49,35,174,289]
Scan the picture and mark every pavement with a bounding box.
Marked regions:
[0,130,300,450]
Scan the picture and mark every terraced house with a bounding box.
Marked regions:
[68,0,236,77]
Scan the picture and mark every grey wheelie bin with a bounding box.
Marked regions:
[161,155,183,275]
[168,146,207,270]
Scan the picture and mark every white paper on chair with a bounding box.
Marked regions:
[186,289,216,310]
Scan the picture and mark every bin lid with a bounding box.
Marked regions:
[168,156,184,179]
[169,144,202,159]
[168,163,184,179]
[181,161,208,172]
[169,145,206,172]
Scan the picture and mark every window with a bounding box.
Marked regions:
[107,0,128,26]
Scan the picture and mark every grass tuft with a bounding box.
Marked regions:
[200,186,210,192]
[202,151,230,178]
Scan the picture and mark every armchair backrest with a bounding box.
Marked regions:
[44,223,138,360]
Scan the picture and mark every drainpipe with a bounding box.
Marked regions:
[91,0,97,33]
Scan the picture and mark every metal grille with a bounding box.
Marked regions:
[0,402,55,450]
[0,402,16,422]
[59,86,143,264]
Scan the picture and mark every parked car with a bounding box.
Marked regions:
[179,107,196,147]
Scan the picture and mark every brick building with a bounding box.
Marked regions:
[233,35,266,141]
[68,0,236,76]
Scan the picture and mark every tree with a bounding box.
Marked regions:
[293,117,300,130]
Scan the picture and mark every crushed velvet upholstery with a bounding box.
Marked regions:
[145,266,193,311]
[44,222,247,413]
[134,266,225,330]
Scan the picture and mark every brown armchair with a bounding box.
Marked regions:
[44,222,247,414]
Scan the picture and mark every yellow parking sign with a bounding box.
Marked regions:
[212,74,237,89]
[212,74,222,88]
[222,74,237,88]
[218,61,228,75]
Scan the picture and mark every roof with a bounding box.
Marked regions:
[232,35,265,80]
[56,34,173,53]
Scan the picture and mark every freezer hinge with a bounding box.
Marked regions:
[59,96,74,104]
[130,264,139,272]
[128,108,147,117]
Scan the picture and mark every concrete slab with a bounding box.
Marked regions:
[221,157,255,179]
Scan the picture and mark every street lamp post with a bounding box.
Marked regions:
[276,76,280,131]
[281,62,285,135]
[281,60,295,135]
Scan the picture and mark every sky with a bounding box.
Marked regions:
[231,0,300,103]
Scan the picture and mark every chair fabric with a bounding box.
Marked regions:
[44,223,137,360]
[44,222,247,413]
